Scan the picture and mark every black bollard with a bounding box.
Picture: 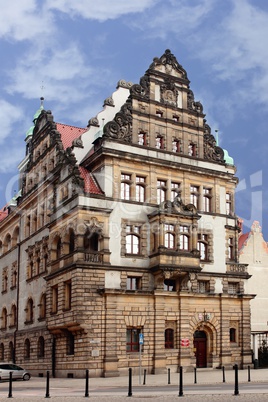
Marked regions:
[45,370,50,398]
[143,369,146,385]
[168,368,171,385]
[128,367,132,397]
[234,364,239,396]
[85,369,89,397]
[194,367,197,384]
[222,366,225,383]
[248,366,251,382]
[178,366,183,397]
[8,371,12,398]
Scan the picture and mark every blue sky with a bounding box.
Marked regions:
[0,0,267,237]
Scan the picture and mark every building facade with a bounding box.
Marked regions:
[0,50,253,377]
[239,220,268,365]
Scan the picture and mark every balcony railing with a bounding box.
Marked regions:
[84,252,103,263]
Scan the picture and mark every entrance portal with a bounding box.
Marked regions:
[194,330,207,368]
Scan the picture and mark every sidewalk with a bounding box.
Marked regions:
[1,367,268,402]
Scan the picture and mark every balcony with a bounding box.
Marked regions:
[84,252,103,263]
[149,247,201,273]
[226,263,248,276]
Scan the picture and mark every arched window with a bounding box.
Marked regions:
[38,336,45,358]
[9,341,14,362]
[126,225,140,255]
[56,238,61,259]
[39,293,46,320]
[164,224,175,249]
[69,229,75,253]
[197,234,208,261]
[12,227,19,247]
[84,229,99,251]
[230,328,236,343]
[26,298,34,323]
[24,339,30,359]
[10,304,17,327]
[179,226,189,251]
[2,307,7,329]
[4,233,12,252]
[0,343,4,360]
[165,329,174,349]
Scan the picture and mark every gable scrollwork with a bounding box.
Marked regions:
[130,74,150,99]
[203,122,224,163]
[103,99,132,143]
[148,49,188,79]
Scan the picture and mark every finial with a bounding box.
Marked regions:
[40,96,44,108]
[215,129,219,146]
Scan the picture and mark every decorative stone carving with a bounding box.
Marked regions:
[159,194,199,217]
[103,99,132,143]
[204,133,224,163]
[87,117,99,128]
[160,79,177,106]
[149,49,188,79]
[130,74,150,99]
[72,137,83,148]
[103,97,114,107]
[187,90,204,113]
[117,80,133,89]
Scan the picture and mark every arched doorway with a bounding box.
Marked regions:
[194,330,207,368]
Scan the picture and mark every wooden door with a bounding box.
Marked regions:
[194,331,207,368]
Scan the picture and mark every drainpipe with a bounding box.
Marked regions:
[14,213,22,364]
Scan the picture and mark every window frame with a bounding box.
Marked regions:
[126,327,141,353]
[165,328,175,349]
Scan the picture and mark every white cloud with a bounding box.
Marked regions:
[130,0,215,38]
[0,0,55,41]
[0,100,23,143]
[5,42,100,104]
[45,0,157,21]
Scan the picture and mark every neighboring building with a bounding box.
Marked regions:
[0,49,253,378]
[239,220,268,365]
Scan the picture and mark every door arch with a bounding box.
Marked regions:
[194,330,207,368]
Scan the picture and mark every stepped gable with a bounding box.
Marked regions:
[101,49,225,164]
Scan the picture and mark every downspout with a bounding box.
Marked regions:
[14,212,22,364]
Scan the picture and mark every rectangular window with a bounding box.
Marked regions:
[190,185,199,209]
[226,192,232,215]
[179,225,189,251]
[127,277,141,290]
[138,132,146,146]
[228,282,239,295]
[203,188,212,212]
[66,332,75,355]
[64,280,72,310]
[156,136,164,149]
[157,180,167,204]
[136,176,145,202]
[228,237,234,260]
[51,285,58,314]
[126,328,141,352]
[126,225,141,255]
[165,224,175,249]
[172,140,182,153]
[171,182,180,202]
[197,281,209,293]
[121,173,131,200]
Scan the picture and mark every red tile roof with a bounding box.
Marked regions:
[56,123,102,195]
[79,167,103,195]
[0,207,8,222]
[238,232,250,251]
[56,123,87,150]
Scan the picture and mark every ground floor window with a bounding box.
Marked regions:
[126,328,141,352]
[165,328,174,349]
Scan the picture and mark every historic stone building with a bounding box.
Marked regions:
[0,50,253,377]
[239,220,268,366]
